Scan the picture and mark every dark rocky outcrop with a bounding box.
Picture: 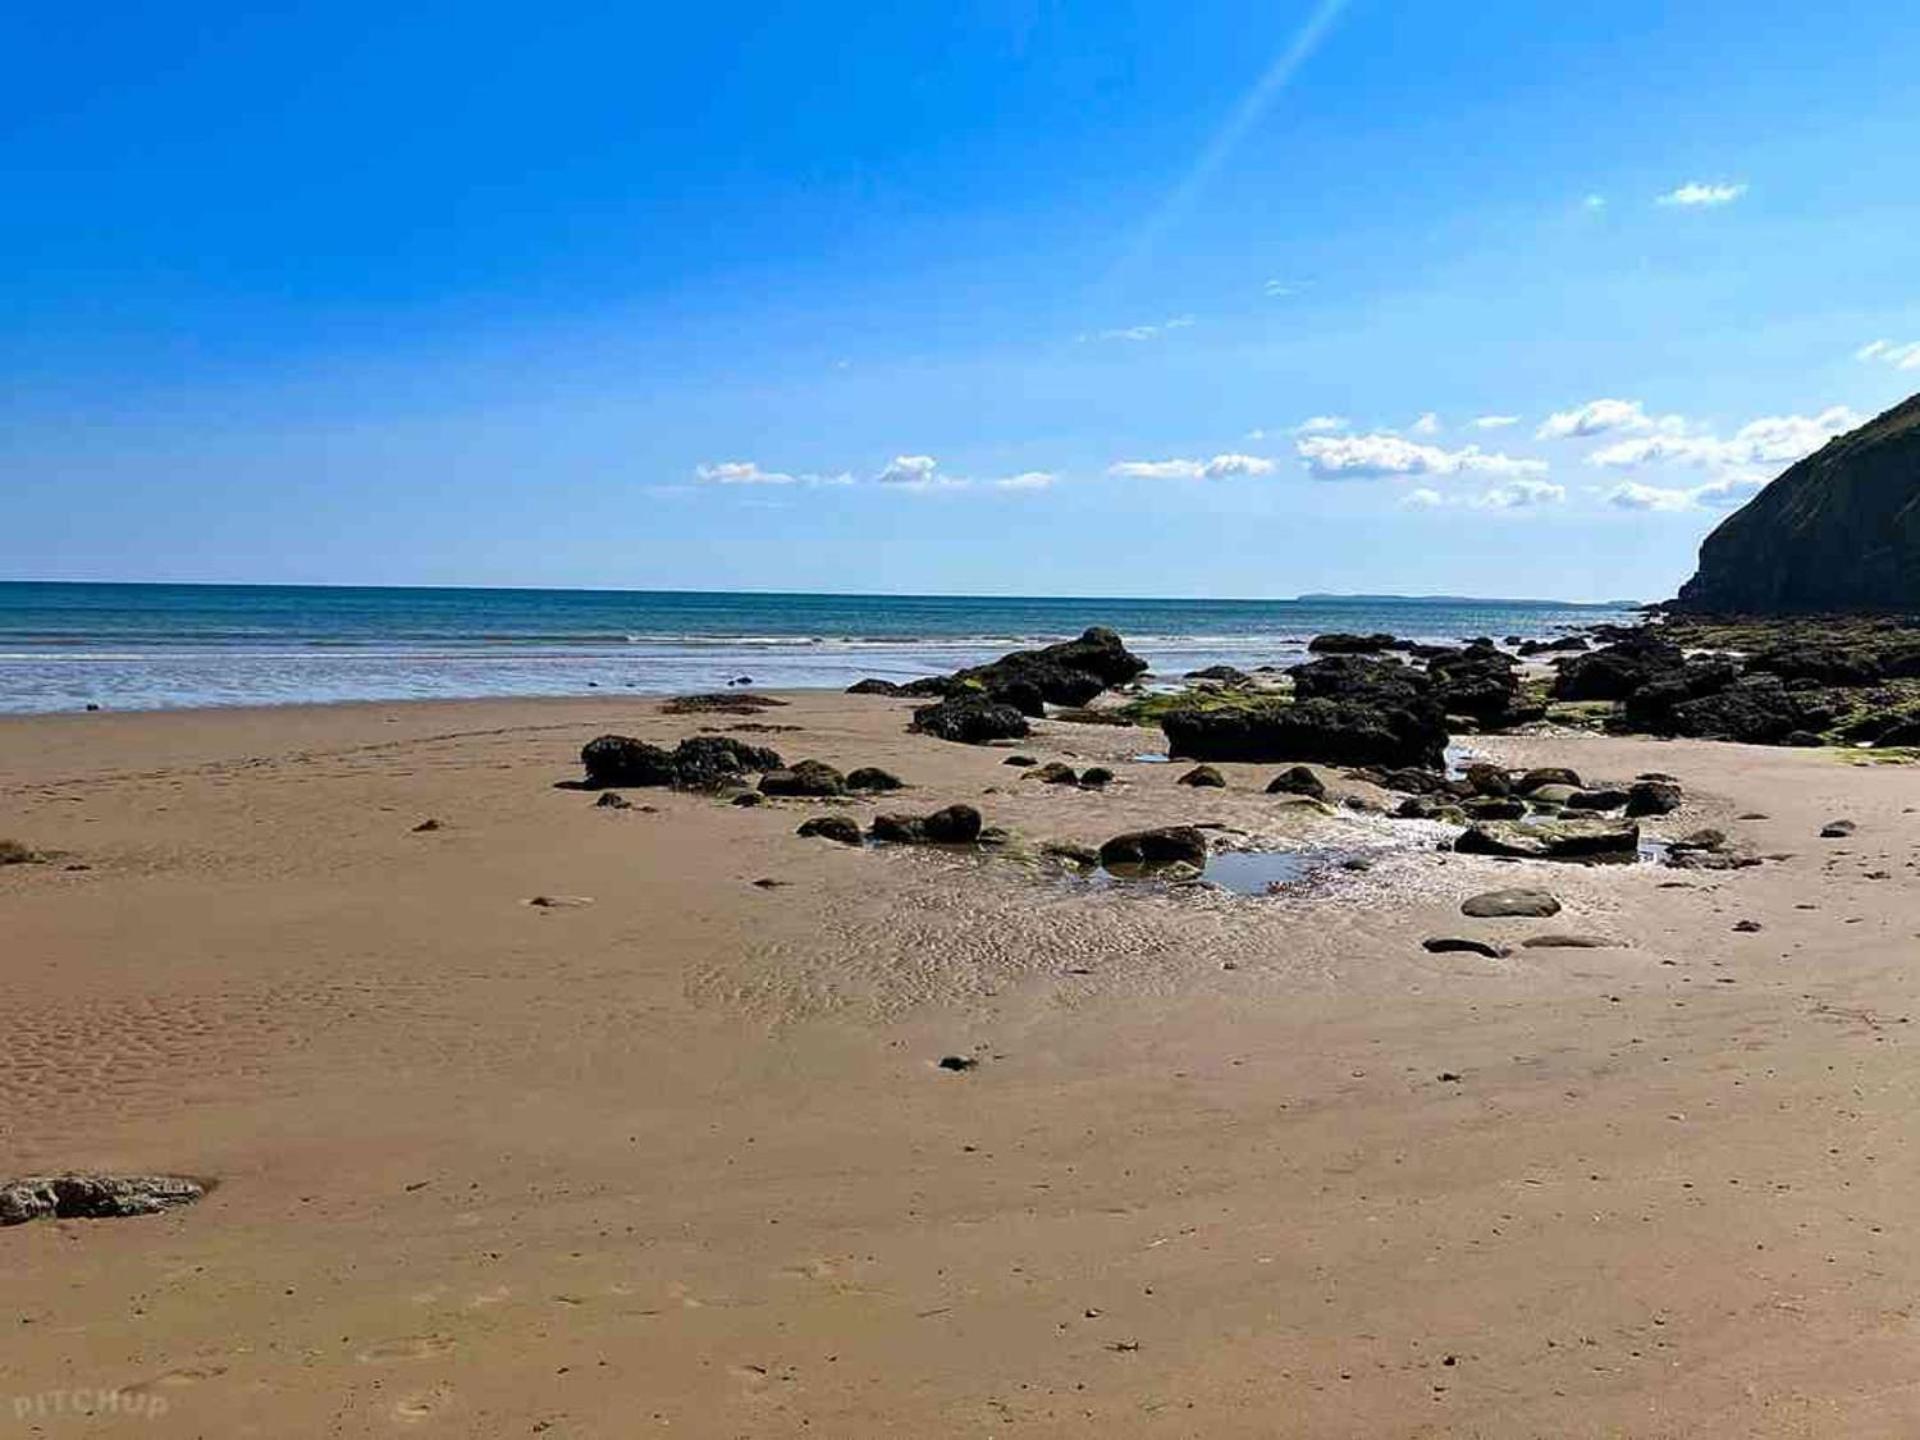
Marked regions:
[1163,695,1446,769]
[1551,635,1683,702]
[1675,394,1920,613]
[910,695,1031,745]
[1309,632,1402,654]
[581,734,783,790]
[1265,765,1328,800]
[1178,764,1227,788]
[1624,779,1683,817]
[954,627,1148,710]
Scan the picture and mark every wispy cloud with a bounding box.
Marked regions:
[992,470,1056,491]
[1474,479,1566,509]
[1657,181,1747,208]
[1605,481,1698,512]
[1582,194,1607,212]
[1108,453,1276,481]
[695,460,797,486]
[1536,398,1678,441]
[875,454,967,490]
[1858,338,1920,371]
[1087,315,1197,343]
[1471,414,1521,430]
[1411,411,1441,436]
[1292,415,1349,435]
[1297,432,1547,481]
[1263,279,1300,298]
[1401,487,1444,509]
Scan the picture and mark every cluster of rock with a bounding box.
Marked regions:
[852,628,1149,745]
[1,1174,206,1226]
[798,804,987,847]
[581,735,907,798]
[1161,641,1538,771]
[1550,621,1920,746]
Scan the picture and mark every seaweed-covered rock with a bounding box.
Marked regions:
[1079,767,1115,787]
[955,627,1148,709]
[1163,695,1445,770]
[1308,632,1401,654]
[1514,766,1581,794]
[0,1174,206,1226]
[759,760,846,797]
[846,678,902,696]
[1624,780,1683,817]
[910,694,1031,745]
[1551,636,1683,701]
[845,767,904,792]
[1097,826,1209,870]
[1028,762,1080,785]
[796,815,863,845]
[1184,664,1252,685]
[581,735,679,788]
[581,734,785,790]
[870,804,984,845]
[1564,787,1631,812]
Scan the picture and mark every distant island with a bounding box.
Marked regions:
[1295,593,1645,608]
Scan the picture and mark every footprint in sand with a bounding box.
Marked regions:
[465,1285,512,1309]
[356,1335,454,1364]
[393,1384,455,1423]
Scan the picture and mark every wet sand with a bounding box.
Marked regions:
[4,692,1920,1435]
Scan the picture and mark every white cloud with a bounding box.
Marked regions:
[695,460,797,486]
[1657,181,1747,208]
[1090,315,1197,342]
[1263,279,1297,297]
[1587,406,1860,472]
[992,470,1056,491]
[1293,415,1349,435]
[1692,474,1767,509]
[1108,453,1275,481]
[1411,411,1441,436]
[1473,479,1566,509]
[1605,481,1697,512]
[1858,338,1920,371]
[1471,414,1520,430]
[1536,398,1677,440]
[1582,194,1607,212]
[1401,487,1444,509]
[1297,432,1548,481]
[875,454,968,490]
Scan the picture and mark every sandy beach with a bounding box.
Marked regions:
[5,690,1920,1436]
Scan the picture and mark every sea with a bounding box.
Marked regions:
[0,583,1643,715]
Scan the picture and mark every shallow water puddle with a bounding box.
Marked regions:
[1095,847,1355,897]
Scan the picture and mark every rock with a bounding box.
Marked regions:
[583,734,785,790]
[527,894,594,908]
[0,839,41,865]
[1463,762,1512,797]
[976,826,1013,847]
[796,815,863,845]
[581,735,678,787]
[1732,919,1764,933]
[1097,826,1209,870]
[1526,783,1580,807]
[1463,797,1527,820]
[594,792,631,809]
[1043,840,1101,869]
[1551,636,1683,701]
[1785,730,1825,747]
[1671,827,1727,852]
[1178,764,1227,787]
[1004,755,1038,767]
[1564,787,1631,812]
[1648,673,1824,745]
[731,791,765,807]
[1461,888,1562,918]
[1426,644,1532,727]
[846,678,902,696]
[871,804,983,845]
[844,767,904,792]
[1394,795,1463,822]
[1515,766,1582,793]
[1454,817,1641,863]
[1674,395,1920,613]
[936,1055,979,1072]
[1185,664,1252,685]
[1624,780,1683,817]
[759,760,847,797]
[1521,933,1624,949]
[910,695,1031,745]
[1265,765,1328,800]
[0,1174,206,1226]
[1820,819,1857,838]
[1422,937,1511,958]
[954,627,1149,709]
[1080,767,1115,787]
[1308,632,1401,654]
[1028,762,1080,785]
[1162,694,1446,770]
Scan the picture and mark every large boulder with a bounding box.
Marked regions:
[759,760,847,797]
[581,735,678,788]
[1674,394,1920,613]
[870,804,984,845]
[956,627,1148,709]
[1162,697,1446,770]
[910,694,1031,745]
[580,734,783,789]
[1663,675,1834,744]
[1454,818,1640,863]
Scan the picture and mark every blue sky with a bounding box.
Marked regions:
[6,0,1919,600]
